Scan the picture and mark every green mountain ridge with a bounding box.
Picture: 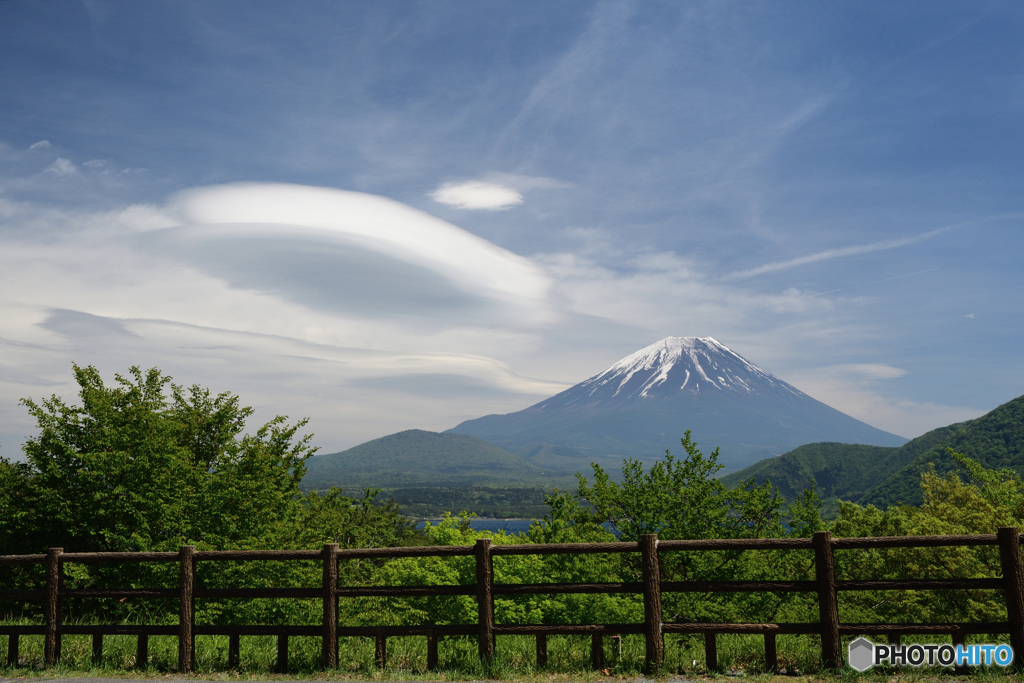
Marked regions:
[721,393,1024,512]
[302,429,578,490]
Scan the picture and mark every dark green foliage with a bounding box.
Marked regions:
[298,487,418,548]
[0,457,35,553]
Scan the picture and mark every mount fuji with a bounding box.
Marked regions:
[447,337,907,472]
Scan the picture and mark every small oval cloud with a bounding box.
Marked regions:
[430,181,524,211]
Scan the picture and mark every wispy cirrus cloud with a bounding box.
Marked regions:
[830,364,909,380]
[725,227,952,281]
[485,173,573,191]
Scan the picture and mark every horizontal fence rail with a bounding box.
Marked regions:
[2,528,1024,673]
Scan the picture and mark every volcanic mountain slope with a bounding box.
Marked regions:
[448,337,907,472]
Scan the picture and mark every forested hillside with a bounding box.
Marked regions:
[303,429,576,490]
[860,394,1024,506]
[721,393,1024,512]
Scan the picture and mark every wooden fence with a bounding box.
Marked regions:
[2,528,1024,673]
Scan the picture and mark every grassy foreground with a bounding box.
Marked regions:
[1,632,1019,681]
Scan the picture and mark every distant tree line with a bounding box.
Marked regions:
[385,486,550,519]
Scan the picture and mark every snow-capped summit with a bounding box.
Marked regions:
[449,336,907,472]
[581,336,796,400]
[535,336,802,411]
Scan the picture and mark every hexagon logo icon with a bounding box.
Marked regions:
[848,637,875,671]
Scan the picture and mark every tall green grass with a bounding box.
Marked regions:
[0,622,817,677]
[1,623,1018,679]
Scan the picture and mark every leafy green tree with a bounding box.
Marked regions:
[576,431,729,542]
[3,364,430,626]
[556,432,827,625]
[16,364,315,553]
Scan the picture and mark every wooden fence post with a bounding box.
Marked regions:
[322,543,339,668]
[427,634,438,671]
[227,634,240,669]
[92,633,103,663]
[44,547,62,667]
[7,634,19,667]
[813,531,840,670]
[475,538,495,663]
[764,633,777,673]
[136,634,148,669]
[704,632,718,672]
[178,545,196,673]
[998,526,1024,671]
[591,633,604,669]
[375,634,386,669]
[640,533,663,674]
[276,634,288,673]
[536,634,547,668]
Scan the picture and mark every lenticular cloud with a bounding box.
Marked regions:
[168,183,548,308]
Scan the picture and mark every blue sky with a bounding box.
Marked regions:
[1,0,1022,456]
